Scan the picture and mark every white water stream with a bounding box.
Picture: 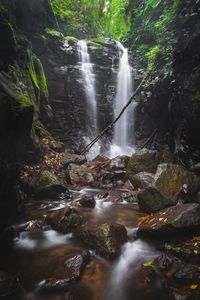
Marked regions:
[110,41,136,157]
[78,40,97,135]
[78,40,100,159]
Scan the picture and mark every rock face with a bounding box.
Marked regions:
[138,203,200,237]
[154,164,200,200]
[34,170,67,199]
[0,1,53,232]
[37,33,123,148]
[133,1,200,168]
[47,207,83,233]
[137,187,175,213]
[127,149,160,179]
[74,223,128,258]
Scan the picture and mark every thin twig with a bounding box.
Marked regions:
[141,128,157,149]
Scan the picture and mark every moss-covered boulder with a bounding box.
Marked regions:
[34,170,66,199]
[127,149,160,180]
[137,187,175,213]
[154,164,200,200]
[47,207,83,234]
[73,223,128,259]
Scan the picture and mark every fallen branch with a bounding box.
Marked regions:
[81,73,148,156]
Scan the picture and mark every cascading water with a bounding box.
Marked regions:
[110,41,136,158]
[78,40,100,159]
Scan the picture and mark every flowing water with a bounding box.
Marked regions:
[110,41,136,158]
[0,188,168,300]
[78,40,101,160]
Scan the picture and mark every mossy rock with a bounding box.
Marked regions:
[87,40,103,48]
[127,148,160,179]
[154,164,200,200]
[47,207,83,234]
[34,170,67,199]
[74,223,128,259]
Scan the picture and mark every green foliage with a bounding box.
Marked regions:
[146,45,161,72]
[48,0,130,40]
[127,0,182,71]
[143,261,154,268]
[45,28,64,38]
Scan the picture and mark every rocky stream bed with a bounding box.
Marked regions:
[1,148,200,300]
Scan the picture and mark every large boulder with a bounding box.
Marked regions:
[34,170,67,199]
[47,207,83,233]
[74,223,128,258]
[138,203,200,237]
[153,164,200,200]
[127,149,160,179]
[137,187,175,213]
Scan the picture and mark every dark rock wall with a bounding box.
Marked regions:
[0,0,52,233]
[134,1,200,168]
[36,36,124,149]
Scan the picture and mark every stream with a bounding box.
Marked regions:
[0,188,168,300]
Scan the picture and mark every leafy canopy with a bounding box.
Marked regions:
[48,0,130,40]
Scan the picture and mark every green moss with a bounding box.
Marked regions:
[86,40,103,48]
[45,28,64,38]
[36,170,62,188]
[146,45,161,72]
[33,55,48,99]
[10,90,33,116]
[15,91,33,108]
[90,37,105,46]
[65,35,78,42]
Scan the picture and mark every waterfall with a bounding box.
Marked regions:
[78,40,100,159]
[78,40,98,135]
[110,41,136,158]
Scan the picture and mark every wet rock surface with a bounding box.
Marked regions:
[74,223,128,258]
[137,187,175,213]
[37,251,90,293]
[138,203,200,237]
[75,195,96,208]
[154,164,200,201]
[47,206,83,233]
[64,250,90,280]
